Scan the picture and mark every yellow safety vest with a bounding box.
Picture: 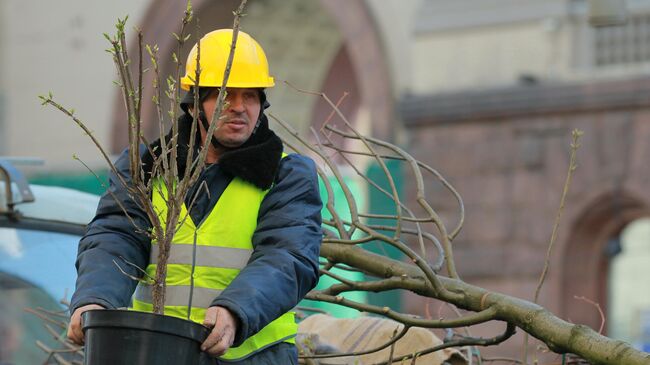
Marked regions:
[132,174,297,361]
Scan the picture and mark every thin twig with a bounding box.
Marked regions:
[72,155,147,235]
[574,296,605,334]
[534,130,583,303]
[371,323,516,365]
[24,307,67,330]
[523,129,583,364]
[307,292,497,329]
[387,326,399,365]
[481,357,523,364]
[113,259,152,284]
[36,341,74,365]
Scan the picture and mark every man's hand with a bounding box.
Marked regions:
[202,306,238,357]
[67,304,105,345]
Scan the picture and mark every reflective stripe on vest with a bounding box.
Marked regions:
[132,168,297,361]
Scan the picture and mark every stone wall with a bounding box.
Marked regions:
[400,77,650,358]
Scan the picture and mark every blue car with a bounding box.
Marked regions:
[0,159,99,365]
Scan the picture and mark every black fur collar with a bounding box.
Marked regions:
[142,113,283,190]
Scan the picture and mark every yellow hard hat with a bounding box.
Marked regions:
[180,29,274,91]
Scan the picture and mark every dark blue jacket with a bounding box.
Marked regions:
[70,114,323,350]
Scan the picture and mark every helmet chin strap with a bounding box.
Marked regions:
[198,110,224,151]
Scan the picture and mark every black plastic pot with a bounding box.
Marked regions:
[82,309,209,365]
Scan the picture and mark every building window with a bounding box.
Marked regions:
[594,14,650,66]
[607,217,650,351]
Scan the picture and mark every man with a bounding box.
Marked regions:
[67,29,323,364]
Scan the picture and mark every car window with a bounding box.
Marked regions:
[0,227,79,365]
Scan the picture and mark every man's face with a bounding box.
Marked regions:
[202,87,261,148]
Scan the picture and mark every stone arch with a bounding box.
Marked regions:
[308,44,362,155]
[561,190,650,332]
[110,0,393,153]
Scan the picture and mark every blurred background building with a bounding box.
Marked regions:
[1,0,649,360]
